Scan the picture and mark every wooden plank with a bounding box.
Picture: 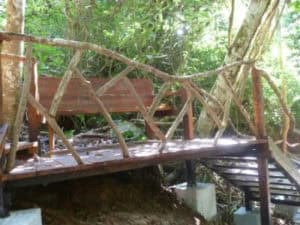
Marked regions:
[225,175,293,185]
[269,137,300,189]
[216,168,284,178]
[37,77,154,114]
[4,141,38,154]
[210,165,279,172]
[238,182,297,190]
[2,139,265,186]
[252,67,271,225]
[204,160,277,169]
[251,196,300,206]
[251,190,300,198]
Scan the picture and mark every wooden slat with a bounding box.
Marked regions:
[225,175,293,185]
[37,76,154,114]
[269,137,300,189]
[4,141,38,154]
[251,196,300,206]
[236,181,297,190]
[210,165,278,172]
[2,139,265,186]
[251,189,300,198]
[214,168,285,178]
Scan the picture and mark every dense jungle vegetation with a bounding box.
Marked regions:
[1,0,300,138]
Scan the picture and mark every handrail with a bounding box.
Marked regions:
[0,32,289,171]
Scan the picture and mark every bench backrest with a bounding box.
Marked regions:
[36,76,154,115]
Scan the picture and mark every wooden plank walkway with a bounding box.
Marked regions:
[201,138,300,206]
[3,138,264,187]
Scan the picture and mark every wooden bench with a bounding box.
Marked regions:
[28,75,191,151]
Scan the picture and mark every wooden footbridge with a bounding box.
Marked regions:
[0,32,299,225]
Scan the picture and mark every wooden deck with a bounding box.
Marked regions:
[3,138,265,187]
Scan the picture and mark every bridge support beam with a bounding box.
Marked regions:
[252,67,272,225]
[0,183,10,218]
[182,88,196,187]
[257,149,272,225]
[185,160,196,187]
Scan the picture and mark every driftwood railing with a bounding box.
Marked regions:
[0,32,294,173]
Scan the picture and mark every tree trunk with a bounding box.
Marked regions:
[197,0,284,136]
[1,0,26,134]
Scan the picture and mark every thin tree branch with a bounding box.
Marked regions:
[0,32,253,81]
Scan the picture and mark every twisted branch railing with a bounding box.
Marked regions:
[0,32,293,171]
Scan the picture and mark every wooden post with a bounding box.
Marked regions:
[251,67,272,225]
[48,126,55,153]
[28,59,41,142]
[181,88,196,187]
[244,189,252,211]
[0,183,9,217]
[0,41,3,125]
[0,124,8,172]
[180,88,194,140]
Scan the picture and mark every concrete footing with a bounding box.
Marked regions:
[0,208,42,225]
[275,204,300,225]
[233,207,261,225]
[172,182,217,221]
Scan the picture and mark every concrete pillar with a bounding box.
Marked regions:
[234,207,261,225]
[172,182,217,221]
[0,208,42,225]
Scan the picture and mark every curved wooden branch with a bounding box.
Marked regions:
[49,50,82,117]
[166,95,193,141]
[184,82,223,129]
[221,73,257,135]
[7,45,33,171]
[159,90,193,152]
[96,66,135,96]
[0,32,253,81]
[122,76,166,141]
[28,95,84,165]
[148,82,172,117]
[190,83,253,137]
[260,69,295,129]
[74,69,130,157]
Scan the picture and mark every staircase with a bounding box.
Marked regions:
[201,138,300,206]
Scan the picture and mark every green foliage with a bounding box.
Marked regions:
[2,0,299,134]
[110,120,145,142]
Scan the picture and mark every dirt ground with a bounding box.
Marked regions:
[12,167,207,225]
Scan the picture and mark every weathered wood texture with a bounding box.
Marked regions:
[269,138,300,189]
[251,67,272,225]
[0,124,8,171]
[2,138,264,186]
[74,69,129,157]
[28,95,84,165]
[35,76,154,114]
[7,45,33,171]
[0,32,251,82]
